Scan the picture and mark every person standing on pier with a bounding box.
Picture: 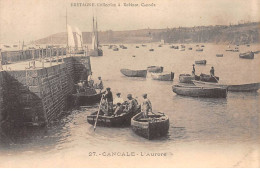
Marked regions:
[210,66,215,77]
[103,87,113,116]
[141,94,152,118]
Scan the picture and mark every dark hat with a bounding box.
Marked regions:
[192,64,195,66]
[142,93,147,97]
[116,92,121,95]
[127,94,132,99]
[98,76,101,78]
[106,87,111,90]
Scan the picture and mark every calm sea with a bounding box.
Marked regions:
[0,43,259,167]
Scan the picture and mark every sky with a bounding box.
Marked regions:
[0,0,259,43]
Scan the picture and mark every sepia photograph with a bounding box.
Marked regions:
[0,0,259,168]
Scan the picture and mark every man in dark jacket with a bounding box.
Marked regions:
[103,87,113,115]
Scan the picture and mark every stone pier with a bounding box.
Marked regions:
[0,54,91,129]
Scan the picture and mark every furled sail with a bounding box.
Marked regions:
[67,24,75,48]
[75,27,83,49]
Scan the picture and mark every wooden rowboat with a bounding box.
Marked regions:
[72,90,106,106]
[196,48,203,51]
[179,74,195,84]
[120,69,147,78]
[192,80,260,92]
[131,112,169,140]
[87,106,141,127]
[239,51,254,59]
[147,66,164,73]
[172,84,227,98]
[216,54,223,57]
[195,60,207,65]
[197,73,219,83]
[151,72,174,81]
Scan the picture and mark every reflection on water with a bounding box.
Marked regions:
[0,44,259,159]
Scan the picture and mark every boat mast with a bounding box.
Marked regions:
[96,17,99,47]
[66,8,69,50]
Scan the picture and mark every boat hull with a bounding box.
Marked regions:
[120,69,147,78]
[87,106,141,127]
[179,74,195,83]
[172,85,227,98]
[195,60,207,65]
[72,91,106,106]
[239,52,254,59]
[131,113,169,140]
[147,66,164,73]
[193,80,260,92]
[151,72,174,81]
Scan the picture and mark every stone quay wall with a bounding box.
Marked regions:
[0,56,91,129]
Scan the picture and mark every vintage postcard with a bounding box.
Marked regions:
[0,0,259,168]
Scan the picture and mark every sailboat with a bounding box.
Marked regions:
[67,24,85,54]
[74,26,84,54]
[148,31,154,51]
[89,17,103,57]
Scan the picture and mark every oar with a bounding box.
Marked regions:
[94,94,104,131]
[212,75,219,83]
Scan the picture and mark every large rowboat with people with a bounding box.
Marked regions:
[120,69,147,78]
[87,105,141,127]
[131,112,169,140]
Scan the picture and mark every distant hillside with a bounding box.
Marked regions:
[34,22,260,45]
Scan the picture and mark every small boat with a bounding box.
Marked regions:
[174,46,179,49]
[131,112,169,140]
[253,50,260,54]
[193,80,260,92]
[201,45,205,47]
[72,89,106,106]
[142,44,147,47]
[151,72,174,81]
[170,45,175,49]
[195,60,207,65]
[188,47,192,50]
[239,51,254,59]
[247,44,250,47]
[87,106,141,127]
[216,54,223,57]
[179,74,195,84]
[136,46,139,48]
[228,83,260,92]
[147,66,163,73]
[197,73,219,83]
[113,48,119,51]
[13,45,18,47]
[233,49,239,52]
[132,55,136,57]
[172,84,227,98]
[226,49,233,51]
[196,45,199,47]
[120,69,147,78]
[181,45,185,48]
[149,49,154,51]
[180,48,185,51]
[196,48,203,51]
[122,46,127,49]
[158,44,162,47]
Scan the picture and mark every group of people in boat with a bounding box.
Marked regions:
[192,64,215,77]
[101,87,152,118]
[76,72,104,93]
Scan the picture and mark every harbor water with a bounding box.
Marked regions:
[0,43,259,167]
